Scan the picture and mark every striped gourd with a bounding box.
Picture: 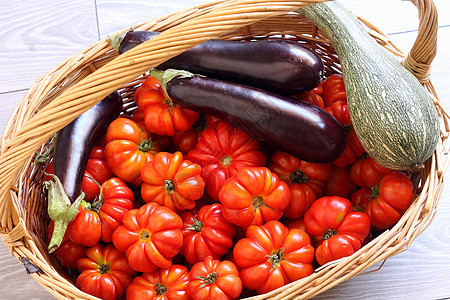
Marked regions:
[299,1,440,170]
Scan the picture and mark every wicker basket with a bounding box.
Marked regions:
[0,0,448,299]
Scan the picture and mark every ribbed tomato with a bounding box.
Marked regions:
[140,151,205,212]
[187,256,242,300]
[76,244,135,300]
[323,165,357,199]
[171,115,222,154]
[98,177,134,243]
[180,203,236,265]
[104,117,160,185]
[325,101,365,168]
[47,221,87,270]
[233,220,314,294]
[219,167,291,228]
[187,122,266,201]
[126,264,190,300]
[67,203,101,247]
[350,155,394,188]
[112,202,183,273]
[322,74,347,107]
[351,172,414,229]
[138,84,200,136]
[81,146,114,202]
[268,150,332,219]
[304,196,370,266]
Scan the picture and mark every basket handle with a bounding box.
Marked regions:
[401,0,438,83]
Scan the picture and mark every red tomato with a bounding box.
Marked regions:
[219,167,291,228]
[67,204,102,247]
[47,221,87,270]
[104,117,160,185]
[180,203,236,265]
[312,80,324,95]
[323,165,357,199]
[134,76,162,104]
[76,244,135,300]
[291,90,325,109]
[171,115,222,154]
[187,122,266,201]
[187,256,242,300]
[325,102,365,167]
[304,196,371,266]
[233,220,314,294]
[283,217,306,232]
[350,155,394,188]
[82,146,114,202]
[322,74,347,107]
[268,151,332,219]
[44,146,114,202]
[112,202,183,273]
[98,177,135,243]
[140,151,205,212]
[351,172,414,229]
[126,264,190,300]
[138,85,200,136]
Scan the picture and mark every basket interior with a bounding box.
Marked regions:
[19,9,437,298]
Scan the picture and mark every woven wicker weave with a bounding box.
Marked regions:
[0,0,448,299]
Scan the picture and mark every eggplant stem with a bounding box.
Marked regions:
[108,27,133,52]
[44,174,84,253]
[150,69,195,101]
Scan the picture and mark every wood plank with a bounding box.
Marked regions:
[0,90,27,137]
[0,241,50,299]
[340,0,450,34]
[95,0,450,39]
[0,0,98,94]
[96,0,211,37]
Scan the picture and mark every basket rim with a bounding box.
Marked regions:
[0,0,448,299]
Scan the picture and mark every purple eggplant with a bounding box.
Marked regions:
[152,69,346,163]
[111,30,324,95]
[44,91,123,252]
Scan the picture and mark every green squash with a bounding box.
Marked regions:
[299,1,440,170]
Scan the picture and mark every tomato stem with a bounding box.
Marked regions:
[370,185,380,199]
[187,217,203,232]
[164,180,175,194]
[140,230,151,241]
[98,263,110,274]
[138,138,156,152]
[196,272,218,289]
[155,283,168,295]
[289,169,309,183]
[220,155,232,167]
[252,196,265,210]
[267,248,284,268]
[322,228,338,240]
[83,173,104,211]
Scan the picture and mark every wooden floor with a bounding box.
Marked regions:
[0,0,449,299]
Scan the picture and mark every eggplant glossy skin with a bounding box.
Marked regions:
[118,31,324,95]
[53,91,123,202]
[118,31,159,53]
[165,75,346,163]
